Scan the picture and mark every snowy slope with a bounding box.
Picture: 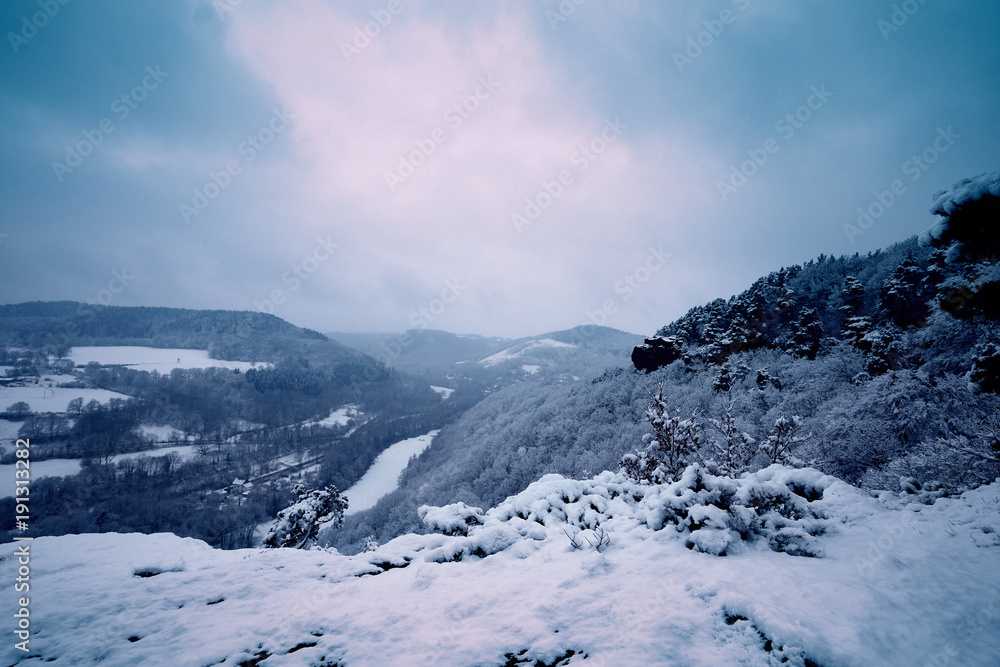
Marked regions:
[3,466,999,666]
[479,338,576,367]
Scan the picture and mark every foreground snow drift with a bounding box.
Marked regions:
[3,466,999,666]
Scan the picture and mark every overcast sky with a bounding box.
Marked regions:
[1,1,998,338]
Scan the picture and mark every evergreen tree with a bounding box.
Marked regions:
[263,483,348,549]
[620,384,703,483]
[790,308,824,360]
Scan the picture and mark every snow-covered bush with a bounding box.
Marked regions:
[418,502,485,536]
[640,464,832,557]
[263,483,348,549]
[418,465,843,561]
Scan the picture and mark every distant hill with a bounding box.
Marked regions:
[329,326,643,386]
[0,301,352,367]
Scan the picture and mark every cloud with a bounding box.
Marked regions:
[218,1,704,335]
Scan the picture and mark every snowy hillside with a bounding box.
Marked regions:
[4,465,999,666]
[478,338,576,367]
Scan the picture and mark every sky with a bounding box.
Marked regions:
[1,0,999,339]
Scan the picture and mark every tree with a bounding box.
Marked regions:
[6,401,31,419]
[620,384,703,483]
[790,307,824,360]
[263,483,348,549]
[707,397,756,476]
[922,169,1000,263]
[67,397,84,416]
[759,416,809,466]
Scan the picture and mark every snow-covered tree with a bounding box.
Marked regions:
[263,483,348,549]
[970,342,1000,394]
[759,416,809,466]
[707,397,756,476]
[620,384,703,483]
[790,307,824,360]
[839,276,866,320]
[921,169,1000,263]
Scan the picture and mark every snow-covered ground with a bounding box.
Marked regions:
[522,364,540,375]
[342,430,439,515]
[68,346,268,374]
[0,385,130,413]
[0,458,82,498]
[479,338,576,367]
[139,424,182,443]
[3,465,999,666]
[429,385,454,399]
[303,404,362,428]
[0,446,203,498]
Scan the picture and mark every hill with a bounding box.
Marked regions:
[327,170,1000,552]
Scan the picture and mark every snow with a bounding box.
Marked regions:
[479,338,576,367]
[139,424,181,443]
[0,458,82,497]
[0,446,203,498]
[429,385,455,399]
[929,168,1000,218]
[68,346,269,374]
[0,385,130,413]
[304,404,362,428]
[3,466,999,665]
[342,430,439,516]
[112,445,200,464]
[522,364,540,375]
[921,169,1000,256]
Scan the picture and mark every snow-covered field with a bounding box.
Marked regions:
[0,386,130,413]
[3,465,999,666]
[342,430,439,515]
[479,338,576,367]
[0,446,203,498]
[0,458,82,498]
[69,346,268,374]
[429,386,454,399]
[304,404,362,428]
